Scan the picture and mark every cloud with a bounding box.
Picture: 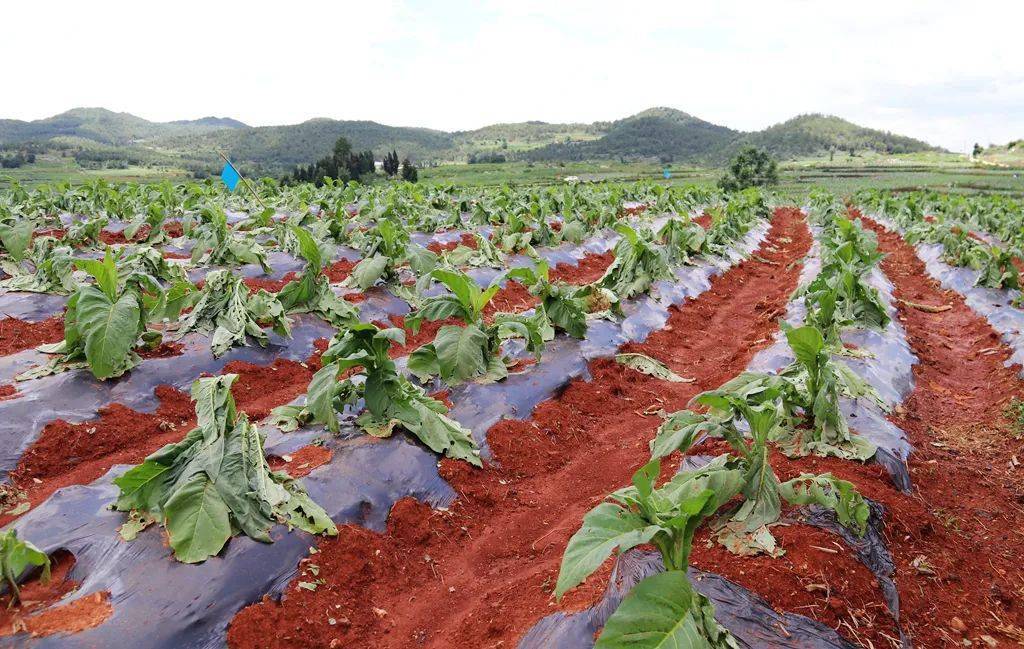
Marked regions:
[3,0,1021,151]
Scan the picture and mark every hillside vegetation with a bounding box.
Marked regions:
[726,114,941,161]
[977,139,1024,167]
[0,106,940,174]
[0,108,247,145]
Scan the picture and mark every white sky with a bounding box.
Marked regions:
[4,0,1022,152]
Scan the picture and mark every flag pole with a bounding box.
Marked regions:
[216,150,269,212]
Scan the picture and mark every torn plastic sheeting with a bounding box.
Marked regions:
[0,292,68,323]
[0,314,335,477]
[1,218,768,648]
[519,550,858,649]
[1,423,454,649]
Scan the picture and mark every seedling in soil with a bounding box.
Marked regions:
[0,530,51,607]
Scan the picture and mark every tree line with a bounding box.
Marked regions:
[283,137,417,185]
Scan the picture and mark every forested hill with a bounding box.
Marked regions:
[0,106,940,173]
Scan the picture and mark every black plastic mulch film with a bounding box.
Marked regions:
[0,212,911,649]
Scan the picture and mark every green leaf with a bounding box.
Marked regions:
[407,344,441,382]
[291,225,323,269]
[0,221,33,262]
[76,286,142,379]
[650,411,723,460]
[780,473,870,536]
[434,324,489,383]
[113,460,172,513]
[430,268,476,313]
[0,530,51,605]
[785,325,824,374]
[555,502,660,599]
[615,353,692,383]
[163,474,233,564]
[595,571,737,649]
[306,362,342,432]
[350,254,389,289]
[74,248,119,301]
[118,510,157,541]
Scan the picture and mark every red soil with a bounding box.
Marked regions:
[0,319,181,361]
[0,358,316,526]
[383,314,465,358]
[549,251,614,285]
[693,211,712,230]
[427,241,456,254]
[323,259,356,283]
[851,212,1024,647]
[137,341,185,359]
[0,551,112,639]
[427,233,478,255]
[268,445,334,478]
[31,228,66,242]
[162,250,191,260]
[242,272,299,293]
[98,230,127,245]
[228,207,866,649]
[0,316,64,357]
[483,281,540,318]
[164,221,184,238]
[0,384,16,400]
[133,222,185,241]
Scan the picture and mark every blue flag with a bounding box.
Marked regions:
[221,162,241,191]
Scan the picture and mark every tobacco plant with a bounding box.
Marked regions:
[114,375,336,563]
[277,226,360,326]
[406,269,552,384]
[0,530,51,607]
[555,458,743,648]
[272,323,481,465]
[507,260,589,338]
[596,224,672,299]
[176,269,291,357]
[0,236,76,295]
[27,249,164,380]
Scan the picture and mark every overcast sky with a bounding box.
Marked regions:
[5,0,1022,152]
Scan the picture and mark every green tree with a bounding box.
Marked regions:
[383,150,400,175]
[718,147,779,192]
[332,137,352,163]
[401,157,418,182]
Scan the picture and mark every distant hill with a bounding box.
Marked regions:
[0,106,941,173]
[522,107,738,162]
[0,108,248,146]
[723,114,940,161]
[168,116,248,129]
[162,118,455,170]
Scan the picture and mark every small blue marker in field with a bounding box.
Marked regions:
[221,162,241,191]
[663,168,671,179]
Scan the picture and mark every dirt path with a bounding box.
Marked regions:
[227,207,817,648]
[848,214,1024,647]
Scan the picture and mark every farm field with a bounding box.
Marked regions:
[1,178,1024,649]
